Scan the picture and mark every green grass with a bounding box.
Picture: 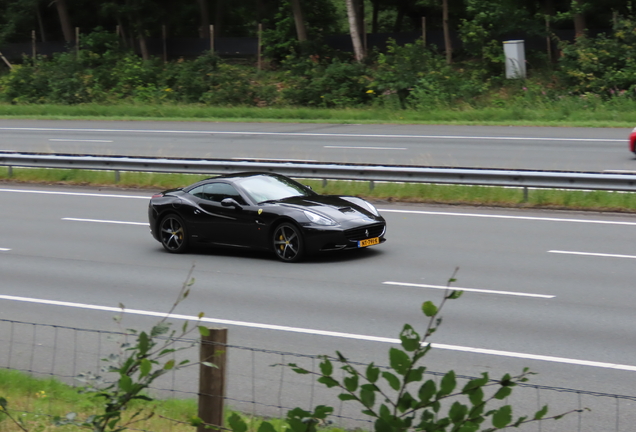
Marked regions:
[0,102,635,127]
[2,167,636,213]
[0,368,202,432]
[0,369,350,432]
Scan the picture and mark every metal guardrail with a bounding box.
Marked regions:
[2,151,636,192]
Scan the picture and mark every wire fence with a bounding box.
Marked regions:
[1,318,636,432]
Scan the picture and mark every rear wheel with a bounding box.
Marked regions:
[160,214,188,253]
[273,222,304,262]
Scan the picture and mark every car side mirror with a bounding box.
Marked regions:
[221,198,242,209]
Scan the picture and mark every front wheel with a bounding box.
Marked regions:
[159,214,189,253]
[272,222,304,262]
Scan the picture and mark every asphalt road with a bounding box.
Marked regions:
[2,184,636,429]
[0,119,633,171]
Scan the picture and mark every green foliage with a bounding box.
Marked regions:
[261,0,341,63]
[458,0,542,63]
[558,16,636,96]
[0,396,28,432]
[52,265,212,432]
[230,271,581,432]
[407,64,492,108]
[372,40,446,108]
[282,58,372,107]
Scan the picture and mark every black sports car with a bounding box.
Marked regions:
[148,172,386,262]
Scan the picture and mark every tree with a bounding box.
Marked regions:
[290,0,307,41]
[346,0,365,61]
[196,0,210,38]
[53,0,73,43]
[572,0,586,38]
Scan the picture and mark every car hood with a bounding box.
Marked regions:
[274,195,382,222]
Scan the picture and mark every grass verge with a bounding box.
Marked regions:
[2,167,636,213]
[0,368,344,432]
[0,103,634,127]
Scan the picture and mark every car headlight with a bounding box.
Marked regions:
[342,197,380,216]
[303,210,336,226]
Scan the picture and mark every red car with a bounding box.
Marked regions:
[630,128,636,154]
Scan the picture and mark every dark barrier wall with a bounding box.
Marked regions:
[0,30,579,61]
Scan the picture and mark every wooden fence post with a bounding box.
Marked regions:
[421,17,426,45]
[198,328,227,432]
[162,24,167,63]
[257,23,262,71]
[210,25,214,53]
[75,27,80,59]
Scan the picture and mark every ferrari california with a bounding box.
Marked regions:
[148,172,387,262]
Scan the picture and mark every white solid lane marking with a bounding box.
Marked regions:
[324,146,407,150]
[49,139,113,143]
[0,188,148,199]
[383,281,555,299]
[63,218,149,226]
[0,248,10,251]
[232,157,317,162]
[549,250,636,260]
[380,209,636,226]
[0,127,622,142]
[0,293,634,371]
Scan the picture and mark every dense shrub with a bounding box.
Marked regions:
[282,58,372,107]
[159,53,263,105]
[407,64,492,108]
[371,40,446,108]
[557,16,636,96]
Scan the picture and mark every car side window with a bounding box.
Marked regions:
[189,183,246,205]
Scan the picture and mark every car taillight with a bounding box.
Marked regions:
[151,193,164,198]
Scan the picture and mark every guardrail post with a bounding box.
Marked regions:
[369,180,375,191]
[322,178,327,188]
[7,166,12,178]
[114,170,120,183]
[198,328,227,432]
[523,186,528,202]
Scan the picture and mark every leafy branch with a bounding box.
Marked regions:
[262,268,585,432]
[55,263,214,432]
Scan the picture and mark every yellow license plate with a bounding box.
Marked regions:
[358,237,380,248]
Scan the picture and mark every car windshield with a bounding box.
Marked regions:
[237,175,315,204]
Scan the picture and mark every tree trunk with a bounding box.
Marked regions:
[214,0,223,37]
[116,17,128,48]
[372,0,379,34]
[442,0,452,64]
[54,0,73,43]
[196,0,210,38]
[137,24,149,60]
[394,5,404,33]
[573,0,586,38]
[346,0,365,61]
[36,3,47,42]
[290,0,307,42]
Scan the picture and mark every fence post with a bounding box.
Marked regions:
[32,30,36,59]
[210,25,214,53]
[257,23,262,71]
[421,17,426,45]
[162,25,167,63]
[198,328,227,432]
[75,27,80,59]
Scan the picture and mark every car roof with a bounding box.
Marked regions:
[186,172,282,189]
